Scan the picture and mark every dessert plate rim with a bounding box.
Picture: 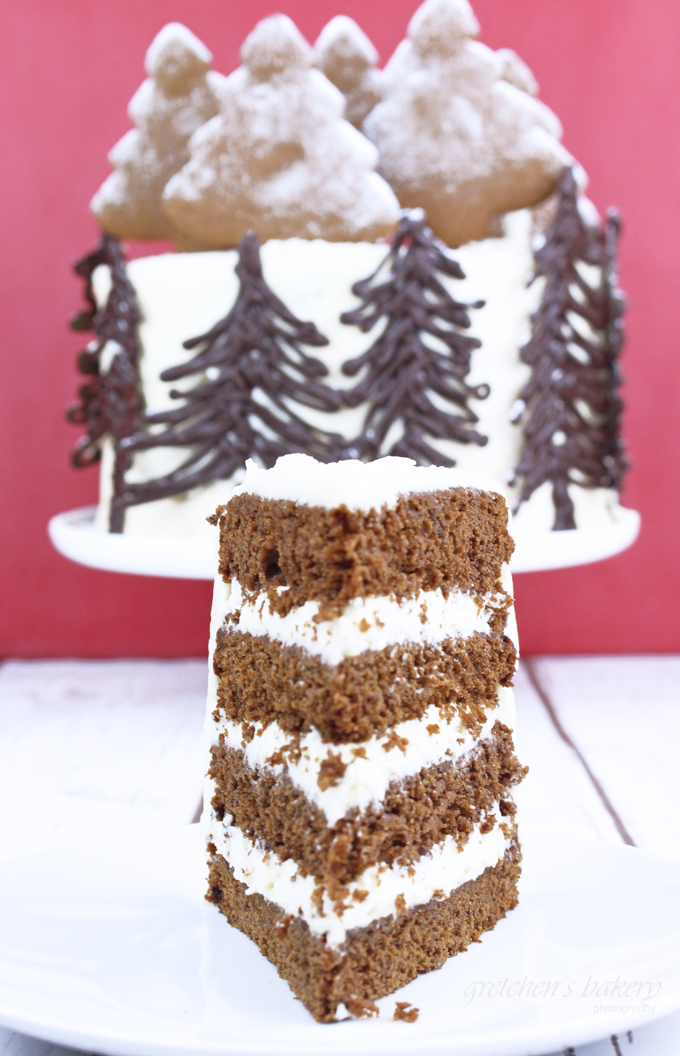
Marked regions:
[0,822,678,1056]
[48,504,641,580]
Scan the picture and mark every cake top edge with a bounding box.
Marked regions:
[229,454,509,512]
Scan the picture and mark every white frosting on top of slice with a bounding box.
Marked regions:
[234,453,508,511]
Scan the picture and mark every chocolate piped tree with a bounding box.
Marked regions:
[67,233,143,532]
[116,232,344,515]
[509,168,628,530]
[339,211,489,464]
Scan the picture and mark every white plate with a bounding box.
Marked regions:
[48,505,641,579]
[0,824,678,1056]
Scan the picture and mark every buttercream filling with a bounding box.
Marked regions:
[213,577,510,665]
[206,795,512,947]
[213,685,514,825]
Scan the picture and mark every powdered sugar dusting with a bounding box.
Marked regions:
[145,23,212,84]
[314,16,383,128]
[363,0,572,247]
[162,15,399,248]
[91,23,225,244]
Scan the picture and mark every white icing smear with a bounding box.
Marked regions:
[234,453,508,511]
[214,685,515,826]
[207,802,511,947]
[218,578,509,665]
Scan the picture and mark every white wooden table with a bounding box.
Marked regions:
[1,656,679,1056]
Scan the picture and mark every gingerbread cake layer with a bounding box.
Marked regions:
[213,625,516,743]
[209,720,525,886]
[210,486,513,616]
[206,837,521,1022]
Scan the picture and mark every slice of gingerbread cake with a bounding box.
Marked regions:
[204,454,526,1022]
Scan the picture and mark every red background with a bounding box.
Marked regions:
[1,0,678,657]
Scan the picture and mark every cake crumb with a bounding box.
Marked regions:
[266,736,302,767]
[317,751,349,790]
[426,723,440,736]
[345,996,379,1019]
[353,888,369,903]
[351,746,368,760]
[311,885,325,916]
[394,1001,419,1023]
[382,731,409,753]
[358,617,371,632]
[394,893,407,915]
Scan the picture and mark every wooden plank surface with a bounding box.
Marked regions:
[530,656,680,860]
[0,660,206,862]
[0,656,678,1056]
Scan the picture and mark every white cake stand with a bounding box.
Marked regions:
[48,504,640,578]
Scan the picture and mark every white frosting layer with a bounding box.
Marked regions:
[207,798,511,947]
[217,576,508,665]
[214,685,514,826]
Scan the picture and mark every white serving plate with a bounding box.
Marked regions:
[48,505,640,579]
[0,823,678,1056]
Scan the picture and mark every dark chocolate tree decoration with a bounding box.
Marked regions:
[509,168,628,530]
[117,232,344,514]
[339,211,489,464]
[67,232,144,532]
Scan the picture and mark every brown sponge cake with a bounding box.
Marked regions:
[204,454,526,1022]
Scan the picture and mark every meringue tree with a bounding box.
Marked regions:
[162,14,399,247]
[363,0,571,246]
[313,16,383,128]
[91,23,225,246]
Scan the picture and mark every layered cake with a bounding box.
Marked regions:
[68,0,628,538]
[204,454,526,1021]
